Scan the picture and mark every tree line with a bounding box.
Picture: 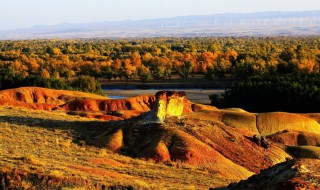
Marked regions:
[0,37,319,84]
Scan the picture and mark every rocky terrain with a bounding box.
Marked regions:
[215,159,320,190]
[0,87,320,189]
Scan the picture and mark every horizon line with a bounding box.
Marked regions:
[1,9,320,32]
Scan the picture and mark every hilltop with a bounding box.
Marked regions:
[0,87,320,189]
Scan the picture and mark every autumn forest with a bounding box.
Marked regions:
[1,37,320,82]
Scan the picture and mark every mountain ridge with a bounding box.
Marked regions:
[1,10,320,39]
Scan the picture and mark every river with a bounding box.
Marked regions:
[103,89,225,105]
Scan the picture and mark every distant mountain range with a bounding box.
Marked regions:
[1,11,320,39]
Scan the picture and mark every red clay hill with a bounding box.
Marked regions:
[1,87,320,187]
[0,87,156,120]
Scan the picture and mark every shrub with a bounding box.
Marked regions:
[71,75,103,95]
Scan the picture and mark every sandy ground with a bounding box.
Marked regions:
[103,89,225,105]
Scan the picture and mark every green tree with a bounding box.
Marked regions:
[71,75,103,94]
[137,65,151,84]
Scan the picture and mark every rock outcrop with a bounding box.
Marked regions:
[142,91,186,123]
[214,159,320,190]
[0,87,157,121]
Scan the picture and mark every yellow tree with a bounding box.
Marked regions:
[224,49,238,65]
[40,69,50,79]
[137,65,151,84]
[131,52,142,67]
[20,54,40,74]
[112,59,123,79]
[9,60,29,77]
[123,58,137,81]
[298,59,316,73]
[199,51,220,72]
[171,52,195,80]
[142,52,153,65]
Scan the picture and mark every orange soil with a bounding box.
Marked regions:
[61,94,155,112]
[0,99,58,110]
[0,87,107,104]
[0,87,156,121]
[1,87,320,180]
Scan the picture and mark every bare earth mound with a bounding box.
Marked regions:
[0,87,108,104]
[257,112,320,136]
[0,87,156,120]
[89,91,290,178]
[268,130,320,146]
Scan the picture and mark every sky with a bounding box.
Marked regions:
[0,0,319,30]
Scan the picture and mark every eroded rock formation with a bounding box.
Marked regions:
[142,91,186,123]
[2,87,320,187]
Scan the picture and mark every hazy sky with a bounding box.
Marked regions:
[0,0,319,30]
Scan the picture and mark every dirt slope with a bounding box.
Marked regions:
[1,87,320,189]
[0,87,108,104]
[257,112,320,136]
[0,87,156,120]
[61,94,155,112]
[268,130,320,146]
[90,91,290,178]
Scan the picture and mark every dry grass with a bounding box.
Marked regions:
[185,109,258,134]
[99,128,123,151]
[220,111,258,134]
[0,106,230,189]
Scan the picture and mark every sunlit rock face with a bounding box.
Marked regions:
[143,91,186,123]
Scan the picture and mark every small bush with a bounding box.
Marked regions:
[71,75,103,95]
